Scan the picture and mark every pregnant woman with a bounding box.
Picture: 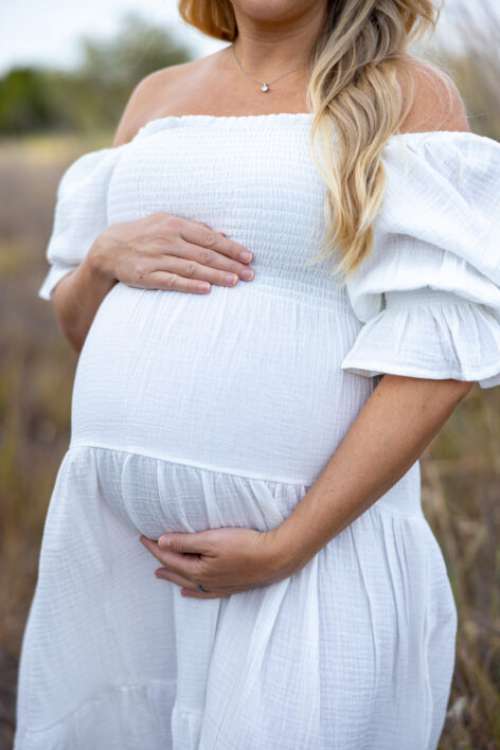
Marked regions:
[14,1,500,748]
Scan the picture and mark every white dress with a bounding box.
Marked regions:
[14,113,500,750]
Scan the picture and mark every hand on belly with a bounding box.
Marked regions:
[96,211,255,294]
[139,524,299,598]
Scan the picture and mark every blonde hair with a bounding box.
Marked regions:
[178,0,439,278]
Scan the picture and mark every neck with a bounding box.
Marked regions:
[229,2,328,79]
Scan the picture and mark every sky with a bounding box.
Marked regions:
[0,0,494,76]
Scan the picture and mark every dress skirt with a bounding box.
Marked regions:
[14,437,457,750]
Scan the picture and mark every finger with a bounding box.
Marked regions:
[140,536,166,564]
[155,548,205,579]
[140,536,203,578]
[158,531,215,556]
[174,240,256,281]
[180,222,253,264]
[144,270,212,294]
[152,255,242,288]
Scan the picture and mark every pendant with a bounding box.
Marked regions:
[260,82,270,93]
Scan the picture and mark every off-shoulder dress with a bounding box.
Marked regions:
[14,113,500,750]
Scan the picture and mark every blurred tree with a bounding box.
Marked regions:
[80,11,190,87]
[0,12,192,136]
[0,68,60,134]
[71,11,192,129]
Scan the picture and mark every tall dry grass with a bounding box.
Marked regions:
[436,1,500,138]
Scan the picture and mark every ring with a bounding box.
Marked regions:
[196,583,208,593]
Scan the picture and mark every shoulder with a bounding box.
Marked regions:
[112,62,193,146]
[395,55,471,134]
[112,57,209,146]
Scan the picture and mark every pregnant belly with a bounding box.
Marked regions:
[70,282,370,485]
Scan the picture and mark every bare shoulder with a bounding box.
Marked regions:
[396,55,471,135]
[112,57,210,146]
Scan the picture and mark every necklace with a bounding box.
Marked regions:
[230,44,307,93]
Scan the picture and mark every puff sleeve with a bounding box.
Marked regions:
[341,131,500,389]
[37,145,126,301]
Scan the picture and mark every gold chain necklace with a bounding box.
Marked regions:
[230,44,307,93]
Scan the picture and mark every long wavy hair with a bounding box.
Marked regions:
[178,0,441,277]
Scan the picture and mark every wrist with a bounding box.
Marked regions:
[265,520,314,578]
[86,234,116,283]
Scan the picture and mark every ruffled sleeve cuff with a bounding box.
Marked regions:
[38,264,78,301]
[340,130,500,390]
[341,288,500,389]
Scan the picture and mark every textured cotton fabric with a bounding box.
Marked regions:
[15,114,500,750]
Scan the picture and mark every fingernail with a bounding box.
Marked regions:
[226,274,238,285]
[159,535,171,547]
[241,268,254,281]
[240,251,253,262]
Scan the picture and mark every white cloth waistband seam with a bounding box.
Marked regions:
[69,440,312,487]
[68,441,424,520]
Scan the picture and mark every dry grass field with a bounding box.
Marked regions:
[0,131,499,750]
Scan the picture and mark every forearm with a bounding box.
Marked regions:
[51,239,117,353]
[274,374,474,570]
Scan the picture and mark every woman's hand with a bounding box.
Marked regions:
[139,526,302,599]
[88,211,255,294]
[51,212,254,352]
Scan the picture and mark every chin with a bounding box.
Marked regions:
[231,0,314,23]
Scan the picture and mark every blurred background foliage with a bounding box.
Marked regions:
[0,12,191,136]
[0,4,499,750]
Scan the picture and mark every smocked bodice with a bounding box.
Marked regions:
[107,114,339,304]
